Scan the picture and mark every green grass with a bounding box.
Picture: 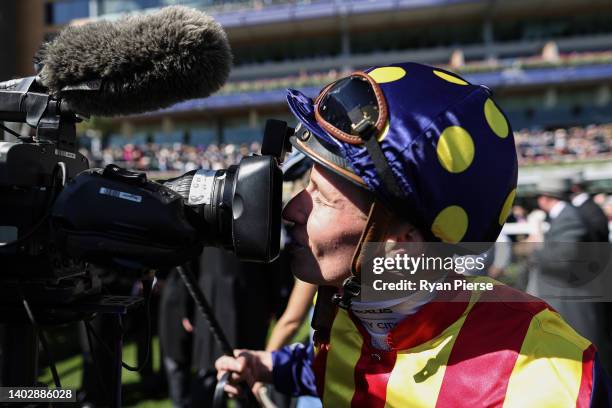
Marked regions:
[38,318,311,408]
[292,317,312,344]
[39,336,171,408]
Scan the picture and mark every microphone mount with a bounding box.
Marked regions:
[0,75,80,154]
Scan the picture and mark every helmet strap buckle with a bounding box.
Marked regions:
[332,276,361,310]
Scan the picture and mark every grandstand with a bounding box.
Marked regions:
[23,0,612,186]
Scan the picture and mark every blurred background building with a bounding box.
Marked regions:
[2,0,612,197]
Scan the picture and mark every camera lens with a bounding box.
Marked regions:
[193,165,238,249]
[176,165,237,249]
[163,155,282,263]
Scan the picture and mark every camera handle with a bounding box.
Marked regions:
[175,265,262,408]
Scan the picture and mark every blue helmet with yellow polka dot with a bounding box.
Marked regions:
[286,61,517,244]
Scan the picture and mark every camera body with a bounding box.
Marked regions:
[0,77,97,305]
[51,164,203,270]
[51,119,291,270]
[0,140,89,279]
[0,74,292,307]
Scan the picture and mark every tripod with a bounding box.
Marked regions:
[0,294,143,407]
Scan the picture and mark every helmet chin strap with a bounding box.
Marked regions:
[332,200,393,310]
[329,114,407,309]
[312,110,401,337]
[312,200,393,345]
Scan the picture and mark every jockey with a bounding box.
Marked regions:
[216,61,611,407]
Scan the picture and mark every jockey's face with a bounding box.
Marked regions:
[282,164,371,287]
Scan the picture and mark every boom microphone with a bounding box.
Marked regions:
[37,6,232,117]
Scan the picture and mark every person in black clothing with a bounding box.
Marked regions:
[569,173,612,373]
[570,173,610,243]
[159,266,194,408]
[190,247,280,407]
[529,177,611,374]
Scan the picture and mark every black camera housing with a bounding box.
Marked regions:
[51,165,204,270]
[0,75,292,304]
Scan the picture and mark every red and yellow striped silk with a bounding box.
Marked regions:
[313,278,597,408]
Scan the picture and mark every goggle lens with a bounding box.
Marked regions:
[318,76,380,136]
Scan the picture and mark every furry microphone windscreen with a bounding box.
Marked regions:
[38,6,232,117]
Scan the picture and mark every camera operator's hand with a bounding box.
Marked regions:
[215,349,273,398]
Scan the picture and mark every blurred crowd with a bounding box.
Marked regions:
[84,141,262,173]
[100,0,312,15]
[515,124,612,165]
[79,124,612,172]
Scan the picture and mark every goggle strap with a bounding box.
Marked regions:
[363,132,435,239]
[359,123,406,212]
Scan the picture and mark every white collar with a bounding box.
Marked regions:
[549,201,567,220]
[572,193,589,207]
[350,289,436,350]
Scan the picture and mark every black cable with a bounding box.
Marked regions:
[83,320,113,407]
[84,279,153,372]
[37,329,61,388]
[119,279,153,372]
[176,264,261,407]
[84,320,114,359]
[176,265,233,355]
[2,161,64,248]
[0,123,22,138]
[2,213,51,248]
[19,287,61,389]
